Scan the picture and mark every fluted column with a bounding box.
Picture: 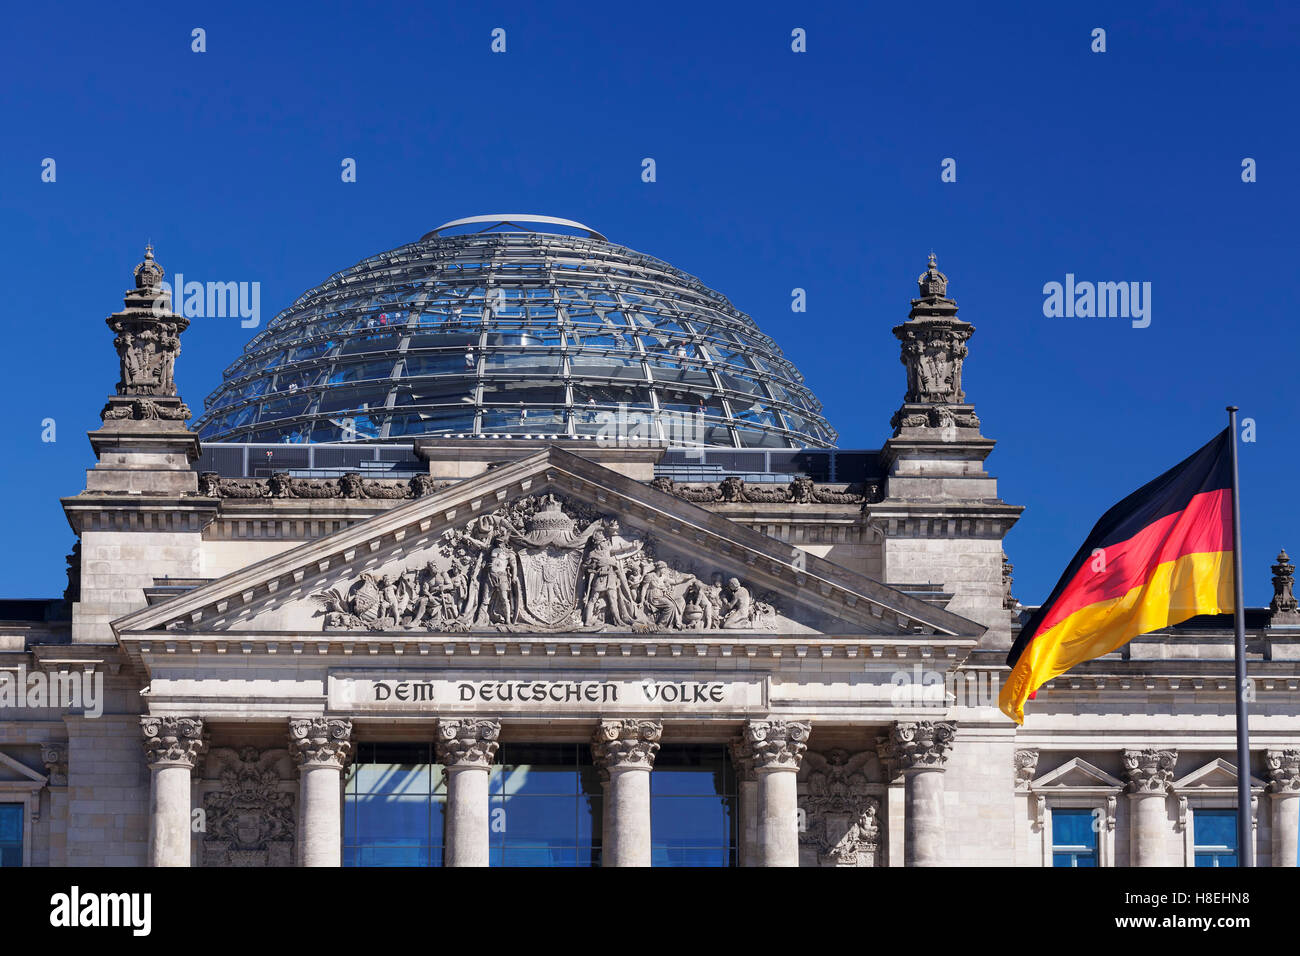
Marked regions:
[591,719,661,867]
[730,733,760,867]
[1123,748,1176,868]
[746,720,810,867]
[140,716,206,867]
[1267,749,1300,867]
[882,721,955,867]
[437,718,501,867]
[289,717,353,868]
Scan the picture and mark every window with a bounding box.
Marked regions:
[343,743,445,867]
[1194,810,1238,867]
[650,745,736,867]
[0,804,22,867]
[1051,809,1098,867]
[489,743,600,867]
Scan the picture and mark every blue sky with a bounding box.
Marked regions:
[1,1,1296,606]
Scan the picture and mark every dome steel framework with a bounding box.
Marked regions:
[194,216,838,448]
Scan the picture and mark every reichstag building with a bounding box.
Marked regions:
[1,215,1296,867]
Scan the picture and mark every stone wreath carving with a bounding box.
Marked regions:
[312,493,779,633]
[197,471,448,499]
[649,475,872,505]
[799,749,880,867]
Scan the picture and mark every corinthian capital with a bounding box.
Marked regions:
[140,716,207,768]
[744,720,811,772]
[288,717,353,769]
[1123,748,1177,793]
[881,720,956,772]
[1266,749,1300,793]
[437,718,501,769]
[591,719,662,772]
[730,733,758,782]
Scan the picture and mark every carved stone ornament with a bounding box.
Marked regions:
[1266,749,1300,793]
[1270,550,1299,620]
[101,246,192,424]
[1002,552,1018,609]
[799,749,880,866]
[591,719,663,771]
[745,719,811,771]
[201,747,295,867]
[437,718,501,769]
[140,715,207,768]
[648,474,866,505]
[1122,748,1178,793]
[881,720,956,772]
[41,743,68,787]
[288,717,353,769]
[1013,749,1039,790]
[311,492,779,633]
[729,734,757,783]
[197,471,449,500]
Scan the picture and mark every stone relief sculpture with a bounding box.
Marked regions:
[196,471,449,499]
[201,746,295,867]
[312,493,779,633]
[798,749,881,866]
[648,475,872,505]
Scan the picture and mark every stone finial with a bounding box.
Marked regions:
[880,720,956,772]
[1266,749,1300,793]
[141,715,207,769]
[100,244,192,424]
[1122,748,1177,793]
[436,718,501,769]
[1270,550,1299,621]
[1002,552,1017,609]
[288,717,353,769]
[917,253,950,301]
[1013,749,1039,790]
[744,719,811,771]
[591,719,662,771]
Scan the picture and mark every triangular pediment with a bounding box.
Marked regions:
[0,751,46,786]
[1171,758,1266,794]
[1031,757,1124,792]
[113,446,984,641]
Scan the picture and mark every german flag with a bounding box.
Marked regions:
[1001,430,1235,724]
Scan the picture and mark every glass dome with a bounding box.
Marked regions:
[194,216,838,448]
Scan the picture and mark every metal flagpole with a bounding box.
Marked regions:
[1226,406,1254,867]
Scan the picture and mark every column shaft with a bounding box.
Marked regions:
[757,767,800,866]
[140,716,205,868]
[903,769,945,867]
[445,766,491,866]
[1271,793,1299,867]
[607,767,652,867]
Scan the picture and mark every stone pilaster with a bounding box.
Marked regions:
[1266,748,1300,867]
[289,717,352,868]
[1123,748,1176,867]
[730,733,759,868]
[591,719,661,867]
[140,716,206,867]
[745,719,810,867]
[437,718,501,867]
[881,720,955,867]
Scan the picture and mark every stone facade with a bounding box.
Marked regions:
[0,250,1295,869]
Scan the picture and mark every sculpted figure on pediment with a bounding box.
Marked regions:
[311,493,779,634]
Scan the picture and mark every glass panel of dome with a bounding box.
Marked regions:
[479,383,567,405]
[732,427,792,448]
[317,385,390,414]
[482,352,563,374]
[406,331,478,352]
[644,364,715,389]
[403,353,473,378]
[571,384,651,407]
[288,341,335,363]
[387,410,476,436]
[481,407,566,432]
[716,371,766,397]
[340,332,403,355]
[330,360,397,385]
[258,394,313,423]
[566,354,644,379]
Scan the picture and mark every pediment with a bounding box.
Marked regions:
[113,446,984,641]
[1031,757,1123,792]
[0,751,46,786]
[1171,758,1266,794]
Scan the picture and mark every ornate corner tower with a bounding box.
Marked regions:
[62,247,216,643]
[869,256,1023,649]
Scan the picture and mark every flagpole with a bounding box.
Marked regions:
[1226,406,1253,867]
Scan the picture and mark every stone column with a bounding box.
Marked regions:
[289,717,353,868]
[437,718,501,867]
[730,733,759,867]
[1123,748,1176,868]
[745,720,810,867]
[1267,749,1300,867]
[140,716,206,867]
[881,720,955,867]
[591,719,662,867]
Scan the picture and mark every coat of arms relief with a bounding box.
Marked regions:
[312,493,779,634]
